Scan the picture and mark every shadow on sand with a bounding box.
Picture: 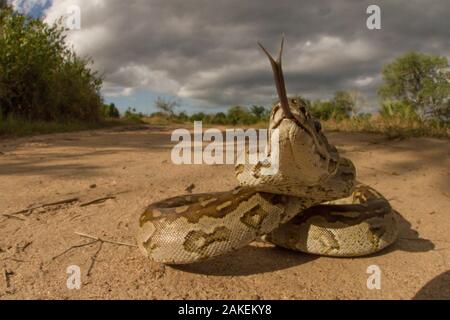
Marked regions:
[174,211,435,276]
[173,241,318,277]
[413,270,450,300]
[371,210,435,256]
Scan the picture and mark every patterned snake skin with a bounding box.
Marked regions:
[137,39,399,264]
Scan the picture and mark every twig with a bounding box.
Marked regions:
[50,232,136,277]
[79,196,116,207]
[74,232,137,247]
[51,239,98,261]
[3,269,14,289]
[2,191,129,219]
[87,242,104,277]
[0,257,27,263]
[1,214,25,221]
[3,198,79,217]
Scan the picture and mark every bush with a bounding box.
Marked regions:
[124,107,143,121]
[211,112,227,124]
[226,106,256,125]
[0,7,103,122]
[102,103,120,118]
[307,92,353,121]
[379,100,420,121]
[190,112,207,122]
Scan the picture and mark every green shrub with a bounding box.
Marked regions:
[0,7,103,122]
[124,107,143,121]
[102,103,120,118]
[190,112,207,122]
[211,112,227,124]
[226,106,256,125]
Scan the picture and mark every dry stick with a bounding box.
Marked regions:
[1,214,25,221]
[87,242,104,277]
[3,190,129,219]
[51,239,98,261]
[2,192,125,221]
[79,196,116,207]
[51,232,136,277]
[3,270,11,289]
[0,257,27,263]
[3,269,15,289]
[3,198,80,217]
[74,232,137,247]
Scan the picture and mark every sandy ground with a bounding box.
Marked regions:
[0,125,449,300]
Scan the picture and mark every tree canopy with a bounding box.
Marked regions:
[378,52,450,120]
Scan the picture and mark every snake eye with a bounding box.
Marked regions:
[299,105,306,114]
[314,120,322,131]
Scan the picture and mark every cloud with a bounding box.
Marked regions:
[42,0,450,110]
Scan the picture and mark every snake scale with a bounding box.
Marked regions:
[137,39,399,264]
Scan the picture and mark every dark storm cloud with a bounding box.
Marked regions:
[45,0,450,109]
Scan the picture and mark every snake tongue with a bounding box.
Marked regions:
[258,37,296,120]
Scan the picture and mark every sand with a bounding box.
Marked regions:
[0,125,449,299]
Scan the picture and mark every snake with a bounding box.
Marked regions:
[137,39,399,265]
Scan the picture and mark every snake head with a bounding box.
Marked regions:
[258,38,339,187]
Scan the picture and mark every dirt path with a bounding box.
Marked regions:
[0,126,449,299]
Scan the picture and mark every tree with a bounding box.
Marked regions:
[211,112,227,124]
[250,105,266,120]
[309,100,335,121]
[177,111,189,122]
[227,106,255,125]
[347,89,365,118]
[331,91,353,119]
[109,103,120,118]
[124,107,143,120]
[155,97,178,117]
[190,112,206,122]
[379,52,450,119]
[102,103,120,118]
[307,93,353,121]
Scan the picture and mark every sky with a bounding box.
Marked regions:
[9,0,450,115]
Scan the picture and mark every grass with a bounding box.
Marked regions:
[140,114,449,139]
[141,114,186,126]
[0,116,143,138]
[1,114,448,139]
[321,116,449,139]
